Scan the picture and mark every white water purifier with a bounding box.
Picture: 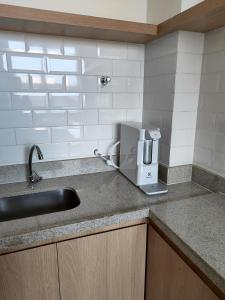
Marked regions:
[119,123,168,195]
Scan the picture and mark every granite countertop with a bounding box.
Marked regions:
[1,170,224,294]
[0,171,209,251]
[150,193,225,295]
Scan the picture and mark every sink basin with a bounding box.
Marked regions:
[0,188,80,222]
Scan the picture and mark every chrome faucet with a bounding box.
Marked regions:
[28,145,44,185]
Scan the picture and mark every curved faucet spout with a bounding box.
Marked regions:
[28,145,44,185]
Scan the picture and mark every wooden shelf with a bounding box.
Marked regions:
[158,0,225,38]
[0,1,225,44]
[0,4,157,44]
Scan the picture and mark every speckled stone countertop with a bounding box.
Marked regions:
[2,170,225,294]
[0,171,209,252]
[150,193,225,295]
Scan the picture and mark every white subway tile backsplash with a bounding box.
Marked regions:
[82,93,112,109]
[212,152,225,176]
[112,124,121,139]
[200,93,225,113]
[16,128,51,145]
[215,133,225,154]
[203,51,225,73]
[159,143,170,165]
[0,53,7,71]
[171,129,196,147]
[197,112,216,131]
[113,93,141,108]
[40,143,69,159]
[176,53,203,74]
[178,31,204,54]
[97,41,127,59]
[47,57,81,74]
[215,113,225,134]
[175,74,201,93]
[33,110,67,127]
[126,109,143,122]
[0,93,11,109]
[99,109,126,124]
[0,73,29,91]
[0,30,144,165]
[113,60,141,77]
[26,34,63,55]
[194,27,225,176]
[170,146,194,166]
[200,73,220,93]
[69,141,98,158]
[145,54,177,77]
[49,93,82,109]
[0,129,15,146]
[98,139,117,155]
[145,74,175,93]
[173,93,199,112]
[204,27,225,54]
[195,129,215,149]
[172,111,197,130]
[83,125,112,140]
[52,127,83,142]
[127,78,143,93]
[219,73,225,92]
[12,93,48,109]
[0,110,32,128]
[147,32,178,59]
[0,145,26,165]
[66,75,97,92]
[30,74,64,91]
[7,54,46,73]
[64,38,97,57]
[127,44,144,61]
[0,31,25,52]
[82,58,112,75]
[194,146,212,169]
[144,92,174,112]
[68,110,98,125]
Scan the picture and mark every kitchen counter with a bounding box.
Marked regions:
[0,171,209,251]
[1,170,224,295]
[150,193,225,296]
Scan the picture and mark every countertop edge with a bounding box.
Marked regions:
[0,208,150,254]
[149,210,225,298]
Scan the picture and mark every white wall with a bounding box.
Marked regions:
[194,27,225,177]
[147,0,181,24]
[181,0,203,12]
[0,0,148,23]
[147,0,204,23]
[0,30,144,166]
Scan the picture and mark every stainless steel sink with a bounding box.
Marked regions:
[0,188,80,222]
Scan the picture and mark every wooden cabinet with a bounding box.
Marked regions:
[145,225,219,300]
[0,244,60,300]
[57,224,147,300]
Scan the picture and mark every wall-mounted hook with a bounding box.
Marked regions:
[100,75,111,86]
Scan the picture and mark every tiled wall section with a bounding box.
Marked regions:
[0,31,144,165]
[143,31,204,167]
[194,27,225,177]
[143,32,178,166]
[171,31,204,166]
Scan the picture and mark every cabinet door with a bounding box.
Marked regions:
[57,224,147,300]
[145,225,219,300]
[0,244,60,300]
